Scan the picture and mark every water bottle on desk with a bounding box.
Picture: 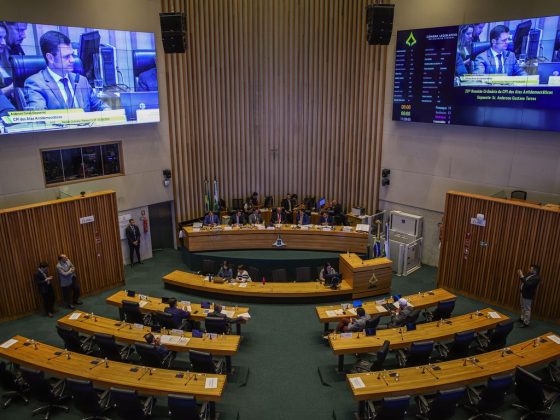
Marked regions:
[262,276,266,287]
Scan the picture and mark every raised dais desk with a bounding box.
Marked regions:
[0,336,226,409]
[330,308,507,371]
[57,311,240,372]
[183,225,369,253]
[106,290,251,335]
[347,333,560,416]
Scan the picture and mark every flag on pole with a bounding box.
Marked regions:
[213,178,220,212]
[384,222,391,259]
[203,179,211,213]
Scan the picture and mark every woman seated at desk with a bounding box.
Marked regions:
[236,265,252,283]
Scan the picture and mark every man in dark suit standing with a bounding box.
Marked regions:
[125,219,142,266]
[34,261,55,317]
[517,264,541,328]
[473,25,526,76]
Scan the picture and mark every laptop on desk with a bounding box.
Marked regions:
[212,277,227,284]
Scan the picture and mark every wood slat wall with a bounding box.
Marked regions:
[161,0,387,222]
[438,191,560,322]
[0,191,125,321]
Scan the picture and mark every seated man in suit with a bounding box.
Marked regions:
[230,209,246,226]
[143,332,174,359]
[137,67,158,92]
[388,298,414,327]
[319,211,333,226]
[336,307,371,333]
[208,303,242,325]
[164,298,193,330]
[473,25,527,76]
[295,209,310,225]
[203,211,220,226]
[24,31,110,111]
[248,208,263,225]
[270,206,286,225]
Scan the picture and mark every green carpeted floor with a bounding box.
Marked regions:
[1,248,559,419]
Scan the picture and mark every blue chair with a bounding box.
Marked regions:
[19,367,69,418]
[425,299,455,322]
[93,333,132,362]
[0,361,29,408]
[397,340,434,368]
[134,342,175,368]
[131,50,156,90]
[110,387,155,420]
[56,325,94,355]
[465,374,513,419]
[188,350,225,374]
[437,330,475,359]
[168,394,209,420]
[512,366,560,419]
[155,311,192,331]
[204,316,230,334]
[65,378,112,419]
[416,387,465,419]
[365,395,410,419]
[476,319,514,352]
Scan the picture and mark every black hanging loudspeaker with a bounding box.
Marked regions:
[160,12,186,53]
[366,4,395,45]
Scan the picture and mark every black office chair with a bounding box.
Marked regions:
[188,350,225,374]
[168,394,209,420]
[201,259,217,276]
[204,316,230,334]
[415,387,465,420]
[424,299,456,322]
[263,196,274,208]
[131,49,156,91]
[93,333,133,362]
[391,309,421,328]
[56,325,94,355]
[65,378,113,420]
[110,387,155,420]
[154,310,192,331]
[135,343,176,368]
[19,366,69,419]
[122,300,151,326]
[471,41,491,58]
[0,361,29,408]
[231,198,244,211]
[464,373,513,419]
[511,190,528,200]
[246,266,260,282]
[437,330,475,359]
[351,340,390,373]
[271,268,288,283]
[396,340,434,368]
[295,266,312,282]
[365,315,382,333]
[476,319,514,352]
[365,395,410,420]
[512,366,560,419]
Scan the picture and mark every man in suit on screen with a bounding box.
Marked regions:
[473,25,526,76]
[24,31,110,112]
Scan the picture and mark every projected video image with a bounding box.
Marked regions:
[0,21,159,135]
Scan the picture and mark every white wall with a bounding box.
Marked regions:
[381,0,560,266]
[0,0,172,212]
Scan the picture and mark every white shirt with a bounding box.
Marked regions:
[490,49,505,74]
[46,67,77,107]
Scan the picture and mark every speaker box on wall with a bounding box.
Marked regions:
[366,4,395,45]
[160,12,186,53]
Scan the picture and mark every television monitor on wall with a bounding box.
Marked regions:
[0,20,159,135]
[392,15,560,132]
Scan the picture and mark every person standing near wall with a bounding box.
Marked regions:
[517,264,541,328]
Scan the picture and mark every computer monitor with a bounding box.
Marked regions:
[317,197,326,210]
[511,20,532,58]
[526,29,542,59]
[79,31,101,83]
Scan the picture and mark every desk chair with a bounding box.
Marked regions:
[65,378,112,420]
[511,190,528,200]
[424,299,455,322]
[122,300,151,326]
[365,395,410,420]
[437,330,475,359]
[93,333,133,362]
[56,325,94,355]
[168,394,209,420]
[188,350,225,374]
[351,340,390,374]
[131,50,156,91]
[154,311,192,331]
[110,388,155,420]
[465,374,513,419]
[19,367,69,419]
[512,366,560,419]
[295,266,312,282]
[390,309,421,328]
[204,316,230,334]
[471,41,491,58]
[396,340,434,368]
[0,361,29,408]
[271,268,288,282]
[247,266,260,282]
[415,387,465,420]
[476,319,514,352]
[134,343,176,369]
[201,259,217,276]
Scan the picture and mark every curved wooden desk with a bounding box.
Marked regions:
[330,308,507,371]
[0,336,226,404]
[105,290,250,335]
[57,311,241,372]
[183,225,368,253]
[163,270,353,298]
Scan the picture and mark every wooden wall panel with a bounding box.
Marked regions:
[161,0,387,222]
[438,191,560,322]
[0,191,125,321]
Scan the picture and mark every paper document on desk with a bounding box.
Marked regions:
[238,283,248,288]
[348,308,357,315]
[340,333,353,339]
[159,335,190,346]
[349,377,366,389]
[325,310,338,317]
[237,312,251,319]
[487,312,501,319]
[376,305,386,312]
[139,301,148,308]
[0,338,17,349]
[222,310,235,318]
[133,323,144,329]
[69,312,81,320]
[205,377,218,389]
[547,335,560,345]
